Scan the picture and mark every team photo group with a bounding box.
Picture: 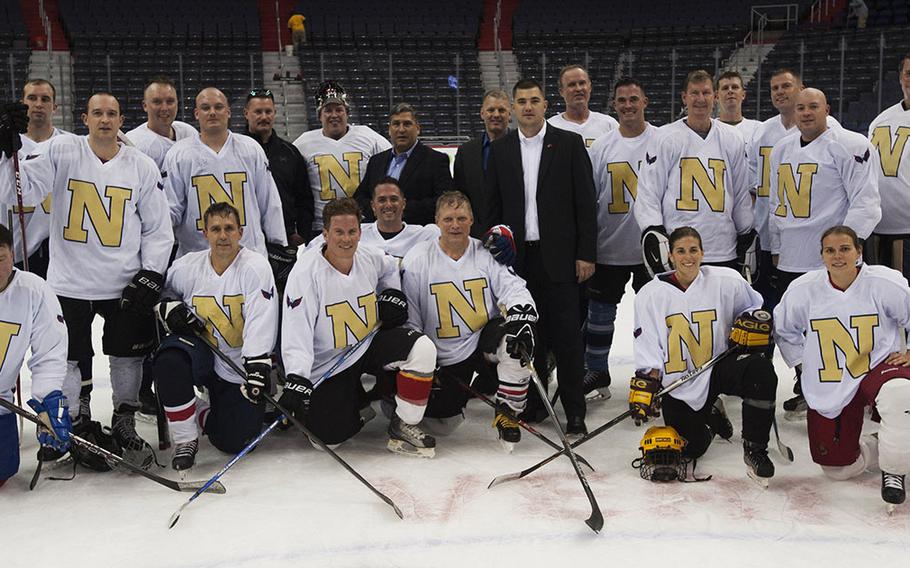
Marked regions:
[1,51,909,519]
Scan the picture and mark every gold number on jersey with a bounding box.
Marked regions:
[325,292,378,349]
[0,321,23,373]
[774,163,818,218]
[810,315,879,382]
[192,172,248,231]
[606,162,638,214]
[314,152,364,201]
[756,146,773,198]
[677,158,726,212]
[871,126,910,177]
[664,310,717,374]
[429,278,490,339]
[63,180,132,246]
[192,295,246,348]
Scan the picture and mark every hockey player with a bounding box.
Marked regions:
[867,54,910,276]
[774,226,910,510]
[124,76,197,170]
[293,81,391,236]
[583,78,654,401]
[630,226,779,484]
[548,64,618,148]
[716,71,760,143]
[162,87,287,258]
[635,70,753,272]
[0,94,174,470]
[402,191,536,447]
[152,202,278,470]
[279,198,438,457]
[0,223,70,488]
[305,176,438,261]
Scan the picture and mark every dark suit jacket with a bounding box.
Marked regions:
[453,134,491,238]
[482,125,596,283]
[353,140,453,225]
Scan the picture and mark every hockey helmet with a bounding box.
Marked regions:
[315,80,348,111]
[632,425,687,482]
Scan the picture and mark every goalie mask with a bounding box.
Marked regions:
[632,425,687,482]
[315,80,348,111]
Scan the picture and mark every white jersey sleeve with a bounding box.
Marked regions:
[0,270,67,408]
[868,102,910,235]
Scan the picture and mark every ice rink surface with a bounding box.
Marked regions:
[4,285,910,567]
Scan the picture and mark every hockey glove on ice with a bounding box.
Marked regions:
[377,288,408,329]
[503,304,538,361]
[629,371,661,426]
[120,269,164,314]
[27,390,72,453]
[156,300,206,336]
[482,224,517,267]
[278,374,314,418]
[241,355,272,404]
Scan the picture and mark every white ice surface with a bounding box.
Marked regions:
[5,283,910,567]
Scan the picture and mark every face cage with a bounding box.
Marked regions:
[633,448,688,482]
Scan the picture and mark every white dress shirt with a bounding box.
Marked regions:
[519,121,546,241]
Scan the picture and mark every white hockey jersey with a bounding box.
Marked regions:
[868,102,910,235]
[292,125,391,231]
[548,111,618,149]
[305,222,439,261]
[0,135,173,300]
[0,269,67,411]
[635,119,753,263]
[125,120,197,170]
[633,266,763,411]
[163,131,287,258]
[769,126,881,272]
[749,115,842,251]
[401,238,535,366]
[774,265,910,418]
[165,247,278,384]
[589,124,655,265]
[282,243,400,383]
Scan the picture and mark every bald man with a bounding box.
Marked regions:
[162,87,287,258]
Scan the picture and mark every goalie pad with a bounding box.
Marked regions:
[641,226,671,277]
[736,229,759,282]
[729,309,773,349]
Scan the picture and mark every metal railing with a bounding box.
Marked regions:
[810,0,836,23]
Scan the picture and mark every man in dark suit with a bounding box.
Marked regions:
[354,103,452,225]
[483,78,597,436]
[453,89,511,237]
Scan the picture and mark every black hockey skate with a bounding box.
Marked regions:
[112,404,156,470]
[493,405,521,452]
[882,472,905,514]
[387,415,436,458]
[743,441,774,487]
[783,394,807,421]
[172,439,199,472]
[583,369,612,402]
[708,398,734,441]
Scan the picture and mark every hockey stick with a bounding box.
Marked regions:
[0,397,225,494]
[489,345,740,488]
[439,369,595,471]
[771,414,794,463]
[521,347,603,533]
[11,145,26,435]
[176,326,404,527]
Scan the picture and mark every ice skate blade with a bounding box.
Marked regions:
[887,504,897,516]
[387,439,435,458]
[498,438,515,454]
[584,388,612,402]
[747,469,770,488]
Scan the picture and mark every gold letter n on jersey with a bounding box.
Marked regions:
[810,315,879,382]
[774,163,817,218]
[430,278,490,339]
[0,321,22,374]
[871,126,910,177]
[63,180,132,246]
[676,158,726,212]
[192,173,248,231]
[325,293,378,349]
[314,152,363,201]
[192,295,246,348]
[664,310,716,374]
[606,162,638,214]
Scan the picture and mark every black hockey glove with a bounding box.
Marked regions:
[736,229,759,282]
[266,241,298,292]
[503,304,538,362]
[0,102,28,158]
[729,309,773,350]
[156,300,206,336]
[377,288,408,329]
[641,225,671,277]
[241,355,272,404]
[120,270,164,314]
[278,374,314,418]
[629,371,661,426]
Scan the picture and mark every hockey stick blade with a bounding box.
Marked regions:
[489,346,740,487]
[772,415,794,463]
[0,398,225,495]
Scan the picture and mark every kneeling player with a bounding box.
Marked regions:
[402,191,536,448]
[153,203,278,470]
[0,224,71,487]
[775,226,910,511]
[280,198,438,457]
[631,226,779,484]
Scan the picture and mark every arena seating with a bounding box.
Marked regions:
[0,0,31,100]
[57,0,262,134]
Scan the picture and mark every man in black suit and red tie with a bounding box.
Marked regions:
[482,78,597,436]
[354,103,452,225]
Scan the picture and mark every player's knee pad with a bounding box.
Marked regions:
[0,412,19,481]
[875,379,910,475]
[402,335,436,375]
[821,457,867,481]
